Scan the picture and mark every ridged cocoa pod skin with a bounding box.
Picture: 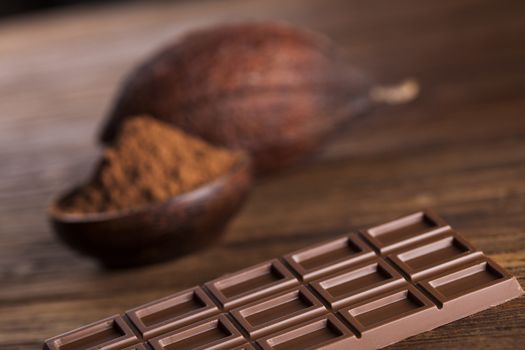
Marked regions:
[101,22,371,175]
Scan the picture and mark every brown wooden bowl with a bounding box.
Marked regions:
[48,157,252,268]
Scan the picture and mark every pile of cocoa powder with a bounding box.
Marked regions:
[59,116,240,214]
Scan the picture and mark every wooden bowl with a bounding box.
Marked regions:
[48,157,252,268]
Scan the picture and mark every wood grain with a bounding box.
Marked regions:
[0,0,524,348]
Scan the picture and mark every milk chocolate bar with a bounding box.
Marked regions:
[43,210,523,349]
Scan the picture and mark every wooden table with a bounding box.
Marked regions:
[1,0,524,348]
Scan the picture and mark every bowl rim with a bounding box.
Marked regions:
[48,154,251,223]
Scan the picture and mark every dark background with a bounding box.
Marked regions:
[0,0,122,17]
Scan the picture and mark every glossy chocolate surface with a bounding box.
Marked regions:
[43,210,523,350]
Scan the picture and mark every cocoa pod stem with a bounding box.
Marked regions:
[369,78,420,105]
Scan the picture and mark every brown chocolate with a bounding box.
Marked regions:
[148,315,245,350]
[43,210,523,350]
[256,314,357,350]
[204,259,298,310]
[230,286,326,339]
[121,344,148,350]
[283,233,375,282]
[125,287,219,340]
[43,316,138,350]
[361,209,450,254]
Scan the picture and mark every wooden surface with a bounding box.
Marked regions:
[1,0,524,348]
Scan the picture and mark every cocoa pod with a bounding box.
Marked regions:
[100,22,372,175]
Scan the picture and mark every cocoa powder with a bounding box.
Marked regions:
[60,116,240,214]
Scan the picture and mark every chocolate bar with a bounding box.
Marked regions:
[43,210,523,349]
